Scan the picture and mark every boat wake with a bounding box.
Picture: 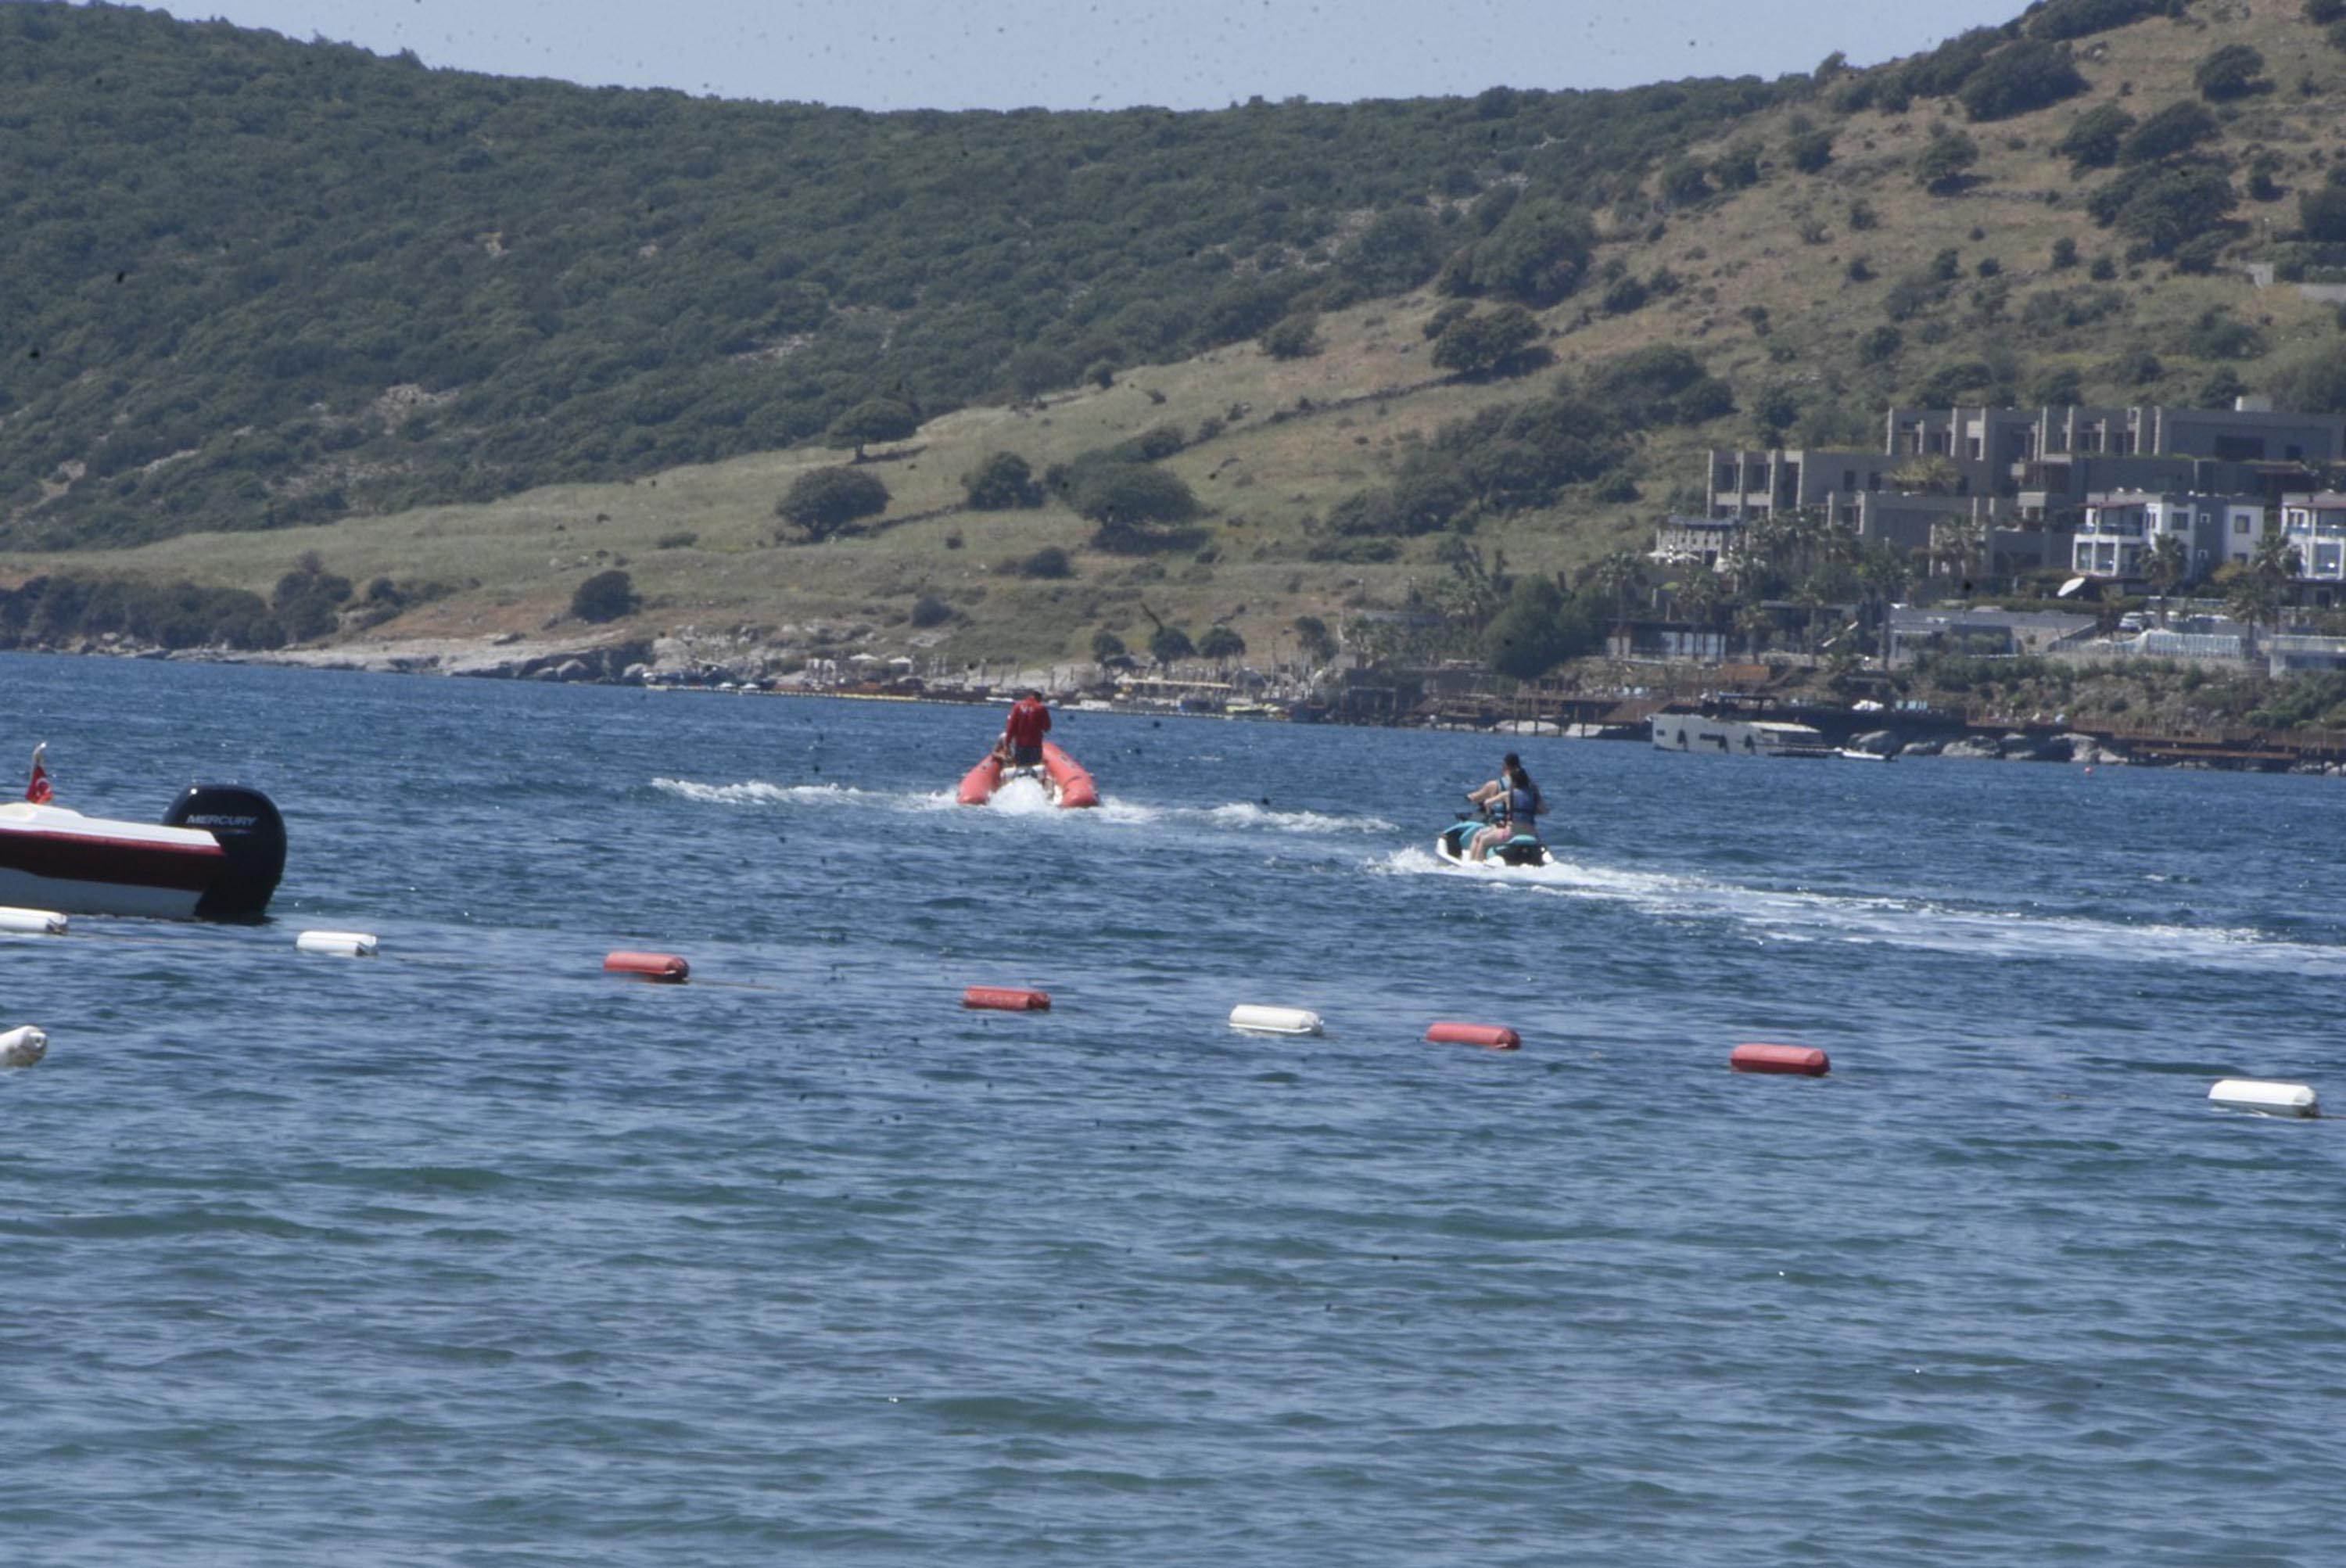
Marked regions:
[1098,800,1397,835]
[1373,848,2346,976]
[651,778,957,813]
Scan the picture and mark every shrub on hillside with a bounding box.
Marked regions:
[2118,101,2219,164]
[1259,312,1322,360]
[1895,27,2002,100]
[778,466,889,539]
[1585,345,1733,427]
[2086,163,2238,254]
[271,552,353,642]
[1429,304,1544,376]
[1016,546,1074,579]
[1340,208,1447,293]
[2057,104,2136,170]
[962,451,1044,510]
[1068,464,1198,528]
[825,398,918,454]
[1656,160,1711,206]
[1960,41,2088,121]
[1914,126,1981,192]
[2027,0,2164,41]
[2261,346,2346,412]
[2301,184,2346,242]
[909,594,953,628]
[2311,0,2346,22]
[1787,128,1835,173]
[1437,196,1595,307]
[2194,44,2267,101]
[571,569,637,623]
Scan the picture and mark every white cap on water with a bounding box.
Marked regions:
[296,931,379,958]
[2,1025,48,1067]
[2208,1078,2319,1118]
[0,906,66,935]
[1229,1004,1325,1037]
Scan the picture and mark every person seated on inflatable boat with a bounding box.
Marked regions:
[1464,753,1542,863]
[997,689,1053,769]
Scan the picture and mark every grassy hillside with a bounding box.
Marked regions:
[7,0,2346,673]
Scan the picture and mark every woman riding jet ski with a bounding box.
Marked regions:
[1434,752,1550,868]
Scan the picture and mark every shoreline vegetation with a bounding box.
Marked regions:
[12,4,2346,773]
[14,627,2346,775]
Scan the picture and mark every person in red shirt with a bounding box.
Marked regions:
[999,691,1052,768]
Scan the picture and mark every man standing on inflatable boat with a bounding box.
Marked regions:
[998,691,1052,768]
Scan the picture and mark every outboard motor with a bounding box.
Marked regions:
[163,784,286,920]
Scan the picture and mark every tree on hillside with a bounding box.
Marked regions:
[271,551,353,642]
[962,451,1044,509]
[1090,630,1131,668]
[2119,101,2219,165]
[1069,464,1197,528]
[2195,44,2267,101]
[1259,312,1322,360]
[1198,625,1246,662]
[1914,125,1980,193]
[1960,41,2087,122]
[571,568,637,623]
[1341,208,1446,293]
[1292,615,1337,666]
[1148,625,1195,666]
[1440,196,1595,307]
[1787,127,1835,173]
[778,467,889,540]
[2057,104,2136,170]
[1429,305,1543,377]
[2301,181,2346,243]
[825,398,918,458]
[2026,0,2160,41]
[2087,163,2238,255]
[2262,345,2346,412]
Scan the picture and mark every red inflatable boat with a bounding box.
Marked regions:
[957,741,1099,809]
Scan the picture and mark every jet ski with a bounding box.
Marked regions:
[1434,803,1551,869]
[957,741,1099,809]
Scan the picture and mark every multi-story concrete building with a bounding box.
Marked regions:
[2280,492,2346,589]
[2070,493,2266,584]
[1702,400,2341,576]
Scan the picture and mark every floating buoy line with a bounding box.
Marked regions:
[2,906,2329,1116]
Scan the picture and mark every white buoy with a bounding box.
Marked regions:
[1229,1004,1325,1037]
[2208,1078,2319,1118]
[1,1025,47,1068]
[0,906,66,935]
[296,930,379,958]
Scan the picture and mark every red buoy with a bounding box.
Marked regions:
[963,985,1051,1012]
[1731,1042,1829,1076]
[605,950,691,983]
[1425,1021,1520,1050]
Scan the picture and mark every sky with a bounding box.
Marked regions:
[137,0,2037,113]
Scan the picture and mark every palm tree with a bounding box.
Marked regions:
[1929,515,1988,591]
[2229,526,2304,656]
[2144,533,2188,623]
[1586,551,1648,630]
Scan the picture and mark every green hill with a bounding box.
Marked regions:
[5,0,2346,673]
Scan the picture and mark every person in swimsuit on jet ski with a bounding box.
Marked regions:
[1463,752,1541,863]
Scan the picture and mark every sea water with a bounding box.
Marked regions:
[4,651,2344,1566]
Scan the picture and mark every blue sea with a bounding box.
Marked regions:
[5,651,2344,1566]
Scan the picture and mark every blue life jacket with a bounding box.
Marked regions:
[1505,784,1541,827]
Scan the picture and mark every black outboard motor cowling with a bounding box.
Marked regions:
[163,785,286,920]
